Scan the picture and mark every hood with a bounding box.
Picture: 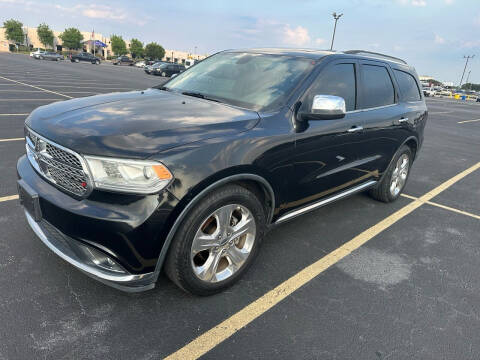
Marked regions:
[26,89,260,158]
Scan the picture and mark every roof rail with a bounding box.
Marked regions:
[344,50,407,65]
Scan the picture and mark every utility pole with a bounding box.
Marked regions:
[330,12,343,51]
[465,70,471,89]
[459,55,474,88]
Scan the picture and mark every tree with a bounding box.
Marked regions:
[461,83,480,91]
[3,19,24,44]
[59,28,84,50]
[111,35,127,55]
[129,38,144,59]
[37,23,54,49]
[145,42,165,60]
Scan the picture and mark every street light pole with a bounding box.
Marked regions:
[459,55,474,88]
[330,12,343,51]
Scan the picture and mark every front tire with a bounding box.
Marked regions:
[161,71,166,77]
[165,184,266,296]
[369,145,412,203]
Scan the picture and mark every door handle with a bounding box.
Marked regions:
[347,126,363,133]
[398,117,409,123]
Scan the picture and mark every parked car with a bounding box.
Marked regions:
[18,49,427,295]
[422,87,435,97]
[70,52,101,65]
[30,49,43,58]
[35,51,63,61]
[135,60,146,68]
[112,56,134,66]
[153,63,186,77]
[144,61,168,74]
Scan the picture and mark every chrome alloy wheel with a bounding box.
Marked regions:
[390,153,410,197]
[190,204,256,283]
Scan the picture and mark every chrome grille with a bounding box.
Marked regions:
[25,127,90,196]
[45,143,82,169]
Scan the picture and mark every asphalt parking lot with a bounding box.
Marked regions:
[0,51,479,360]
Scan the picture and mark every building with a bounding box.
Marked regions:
[0,26,207,64]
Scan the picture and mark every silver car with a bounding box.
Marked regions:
[35,51,63,61]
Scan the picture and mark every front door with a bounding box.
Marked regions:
[285,61,369,213]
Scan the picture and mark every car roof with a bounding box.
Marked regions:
[224,48,413,69]
[229,48,335,60]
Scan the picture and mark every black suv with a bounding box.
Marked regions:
[17,49,427,295]
[153,63,186,77]
[70,52,101,64]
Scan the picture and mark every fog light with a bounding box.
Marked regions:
[79,245,126,273]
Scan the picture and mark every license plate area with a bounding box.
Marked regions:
[17,179,42,222]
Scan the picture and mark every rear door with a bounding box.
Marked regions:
[355,60,405,178]
[391,68,426,139]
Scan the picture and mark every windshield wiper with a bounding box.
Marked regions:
[181,91,223,103]
[156,86,170,91]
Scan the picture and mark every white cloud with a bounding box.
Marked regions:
[283,25,311,46]
[393,45,403,52]
[53,3,147,26]
[444,0,454,4]
[369,43,381,49]
[412,0,427,6]
[397,0,427,6]
[434,34,445,44]
[315,38,326,46]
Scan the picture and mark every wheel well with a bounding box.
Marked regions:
[405,138,418,160]
[233,179,274,222]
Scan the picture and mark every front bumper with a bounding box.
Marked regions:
[17,155,179,292]
[24,210,156,292]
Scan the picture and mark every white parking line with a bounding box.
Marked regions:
[0,138,23,142]
[458,118,480,124]
[0,75,73,99]
[0,113,29,116]
[38,85,135,90]
[0,99,63,101]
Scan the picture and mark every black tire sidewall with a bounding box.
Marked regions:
[383,145,413,202]
[166,185,266,295]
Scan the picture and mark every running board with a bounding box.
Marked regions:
[275,180,377,224]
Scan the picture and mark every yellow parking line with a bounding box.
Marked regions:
[0,138,23,142]
[0,75,73,99]
[0,195,19,203]
[458,119,480,124]
[166,162,480,360]
[401,194,480,220]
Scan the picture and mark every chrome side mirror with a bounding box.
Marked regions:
[307,95,346,120]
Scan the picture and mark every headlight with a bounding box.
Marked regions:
[84,156,173,194]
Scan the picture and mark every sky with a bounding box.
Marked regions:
[1,0,479,83]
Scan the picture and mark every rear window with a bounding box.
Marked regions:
[360,64,395,109]
[394,70,421,102]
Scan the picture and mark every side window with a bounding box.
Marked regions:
[360,64,395,109]
[304,63,356,112]
[394,69,421,102]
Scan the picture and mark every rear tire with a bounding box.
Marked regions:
[369,145,412,203]
[165,184,266,296]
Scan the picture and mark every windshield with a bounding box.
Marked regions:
[163,52,314,111]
